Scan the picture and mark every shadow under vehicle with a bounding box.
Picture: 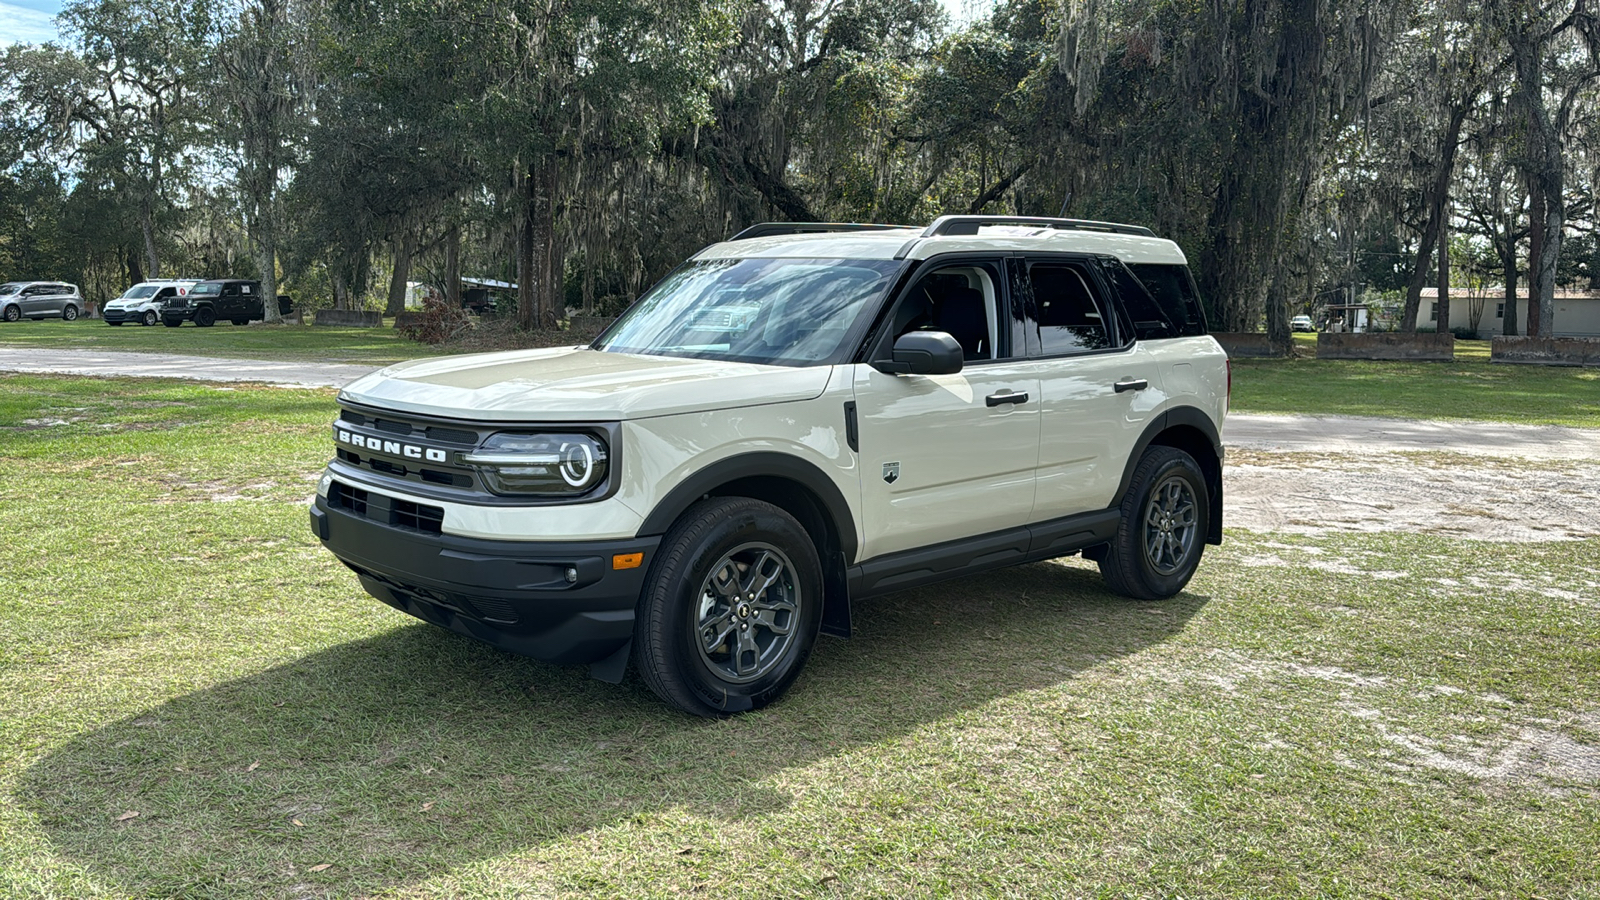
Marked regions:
[20,564,1205,897]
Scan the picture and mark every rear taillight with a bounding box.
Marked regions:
[1226,358,1232,411]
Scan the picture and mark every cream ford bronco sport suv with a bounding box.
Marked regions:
[311,216,1228,716]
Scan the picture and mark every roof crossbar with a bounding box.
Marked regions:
[729,222,912,241]
[920,215,1156,238]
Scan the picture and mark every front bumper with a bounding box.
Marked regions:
[103,308,150,324]
[310,490,659,666]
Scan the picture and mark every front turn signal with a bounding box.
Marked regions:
[612,553,644,570]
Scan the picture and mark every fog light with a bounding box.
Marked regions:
[564,567,578,584]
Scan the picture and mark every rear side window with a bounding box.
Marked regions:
[1026,262,1115,354]
[1126,263,1207,337]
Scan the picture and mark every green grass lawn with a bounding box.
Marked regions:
[1235,337,1600,428]
[0,317,447,365]
[3,374,1598,897]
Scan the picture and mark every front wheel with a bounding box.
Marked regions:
[634,497,823,717]
[142,310,158,326]
[2,305,18,322]
[163,318,182,327]
[195,307,216,327]
[1097,446,1209,600]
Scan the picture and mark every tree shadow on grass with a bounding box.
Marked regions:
[20,561,1207,897]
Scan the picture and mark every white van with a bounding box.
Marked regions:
[103,280,199,326]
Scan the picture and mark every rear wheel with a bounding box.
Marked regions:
[163,318,182,327]
[107,320,122,326]
[195,307,216,327]
[231,318,248,326]
[62,305,78,321]
[1097,446,1208,600]
[141,310,158,326]
[635,497,823,717]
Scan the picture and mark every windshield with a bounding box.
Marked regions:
[119,285,159,300]
[0,283,20,295]
[191,283,221,296]
[595,258,902,366]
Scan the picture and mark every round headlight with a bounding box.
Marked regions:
[464,432,609,497]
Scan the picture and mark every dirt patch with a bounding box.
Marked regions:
[1225,452,1600,542]
[1169,653,1600,793]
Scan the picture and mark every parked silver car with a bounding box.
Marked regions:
[0,281,84,322]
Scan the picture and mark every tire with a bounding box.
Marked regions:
[231,319,248,326]
[2,305,18,322]
[195,307,216,327]
[634,497,824,717]
[62,305,78,321]
[108,320,122,326]
[163,318,182,327]
[1097,446,1209,600]
[142,310,158,326]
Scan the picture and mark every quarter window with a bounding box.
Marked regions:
[1127,263,1207,337]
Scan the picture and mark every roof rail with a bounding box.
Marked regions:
[921,215,1156,238]
[729,222,912,241]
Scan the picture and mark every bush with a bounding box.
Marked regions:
[1450,326,1479,340]
[397,294,471,344]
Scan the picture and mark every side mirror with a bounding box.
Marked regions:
[874,330,964,375]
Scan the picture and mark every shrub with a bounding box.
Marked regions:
[397,294,471,344]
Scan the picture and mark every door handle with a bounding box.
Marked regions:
[986,390,1029,407]
[1113,379,1149,394]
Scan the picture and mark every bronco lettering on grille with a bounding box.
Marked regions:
[335,429,449,462]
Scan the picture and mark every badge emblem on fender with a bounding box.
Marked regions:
[882,461,900,484]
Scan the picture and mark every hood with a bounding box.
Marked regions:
[338,346,836,422]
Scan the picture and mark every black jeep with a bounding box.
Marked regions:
[162,279,263,327]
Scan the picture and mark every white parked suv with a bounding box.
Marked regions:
[311,216,1229,716]
[103,280,198,326]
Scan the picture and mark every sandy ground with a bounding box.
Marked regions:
[6,348,1598,542]
[1221,412,1600,543]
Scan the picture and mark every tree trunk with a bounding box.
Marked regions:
[385,227,417,317]
[1527,186,1544,337]
[141,204,160,279]
[519,152,562,329]
[1436,211,1450,335]
[517,165,536,330]
[1401,105,1468,332]
[444,222,461,309]
[332,269,349,310]
[253,232,278,325]
[1499,232,1519,337]
[1195,0,1327,333]
[125,246,145,288]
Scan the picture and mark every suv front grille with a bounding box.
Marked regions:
[335,407,482,492]
[328,481,444,535]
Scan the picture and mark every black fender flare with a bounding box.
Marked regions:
[636,451,859,564]
[1114,407,1225,545]
[636,451,859,638]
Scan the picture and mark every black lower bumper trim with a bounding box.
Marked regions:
[311,497,659,666]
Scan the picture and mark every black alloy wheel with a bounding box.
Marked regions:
[1097,445,1209,600]
[635,497,823,717]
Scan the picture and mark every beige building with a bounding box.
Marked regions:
[1418,287,1600,338]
